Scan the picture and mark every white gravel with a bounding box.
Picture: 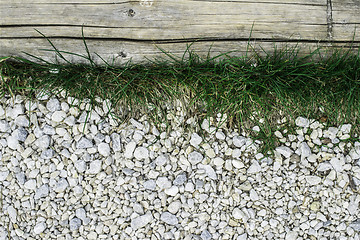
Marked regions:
[1,93,360,239]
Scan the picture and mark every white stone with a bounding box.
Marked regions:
[156,177,171,189]
[274,130,283,138]
[0,105,4,117]
[155,154,168,166]
[75,208,87,222]
[124,141,136,158]
[7,136,19,150]
[285,231,298,240]
[350,146,360,160]
[76,137,93,149]
[305,176,322,185]
[249,189,259,201]
[46,98,61,112]
[143,180,156,190]
[14,115,29,127]
[98,143,111,157]
[232,160,245,169]
[41,149,55,159]
[54,178,69,193]
[349,219,360,231]
[34,135,51,149]
[198,164,217,180]
[13,128,28,142]
[111,133,121,152]
[188,151,203,165]
[88,160,102,174]
[295,116,310,128]
[35,184,49,199]
[160,212,178,225]
[213,157,224,166]
[69,218,82,231]
[233,136,247,148]
[164,186,179,196]
[75,160,86,173]
[238,233,248,240]
[134,147,149,160]
[275,146,294,158]
[215,131,226,140]
[190,133,203,147]
[252,126,260,132]
[168,201,182,214]
[340,124,352,134]
[51,111,67,122]
[0,171,9,181]
[173,174,187,186]
[201,119,210,131]
[247,160,262,174]
[317,162,332,172]
[205,148,216,158]
[232,208,248,221]
[300,142,311,159]
[238,181,252,191]
[0,120,10,132]
[7,206,17,223]
[24,179,37,190]
[200,230,212,240]
[131,213,153,230]
[34,222,46,235]
[129,118,143,129]
[257,209,267,217]
[330,157,344,172]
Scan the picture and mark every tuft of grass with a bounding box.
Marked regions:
[1,33,360,157]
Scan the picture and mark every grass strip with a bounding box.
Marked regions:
[1,38,360,157]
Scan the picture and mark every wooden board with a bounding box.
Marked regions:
[2,39,349,65]
[1,0,358,65]
[332,0,360,41]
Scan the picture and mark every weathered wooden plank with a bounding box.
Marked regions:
[332,0,360,41]
[1,38,351,65]
[2,0,359,65]
[1,0,327,40]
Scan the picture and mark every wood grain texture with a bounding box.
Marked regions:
[332,0,360,41]
[1,0,359,64]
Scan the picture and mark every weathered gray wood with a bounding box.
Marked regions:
[1,39,342,65]
[332,0,360,41]
[1,0,327,39]
[0,0,358,65]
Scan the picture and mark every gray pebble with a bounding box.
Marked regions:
[43,125,56,135]
[201,230,212,240]
[0,170,9,181]
[188,151,203,165]
[160,212,178,225]
[34,184,49,199]
[75,160,86,173]
[13,127,28,142]
[0,120,10,132]
[173,174,187,185]
[15,172,25,185]
[69,218,82,231]
[41,149,55,159]
[77,137,93,149]
[46,98,61,112]
[111,133,121,152]
[14,115,29,127]
[143,180,156,190]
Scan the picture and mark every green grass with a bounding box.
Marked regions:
[1,36,360,157]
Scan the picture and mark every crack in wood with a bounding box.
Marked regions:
[327,0,333,39]
[1,36,359,44]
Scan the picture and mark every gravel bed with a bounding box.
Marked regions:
[1,92,360,240]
